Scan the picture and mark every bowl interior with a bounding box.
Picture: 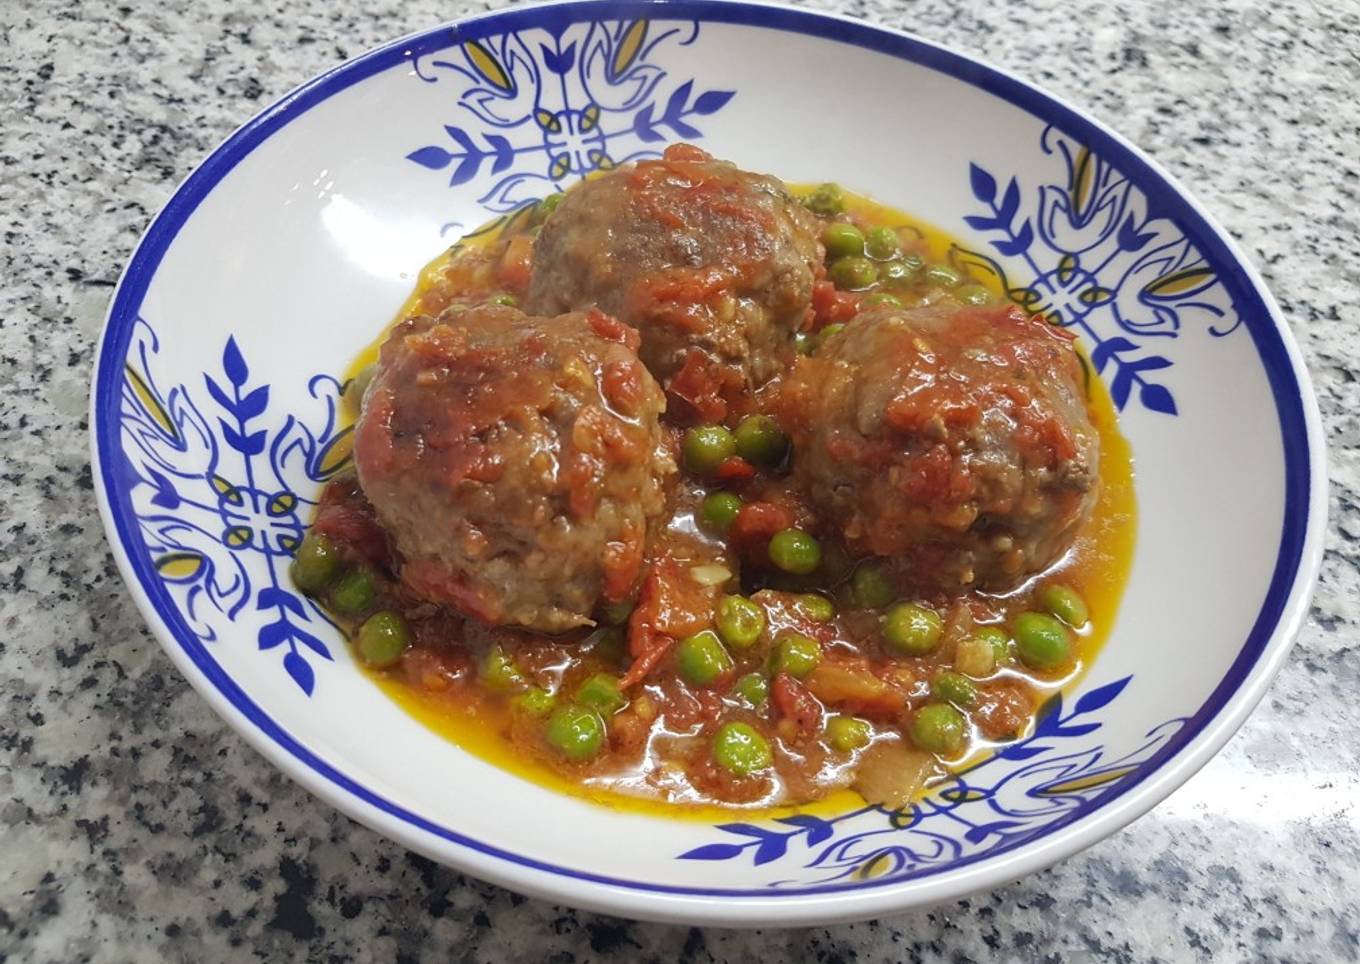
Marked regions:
[94,0,1318,923]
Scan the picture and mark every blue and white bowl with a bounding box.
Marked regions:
[90,0,1326,925]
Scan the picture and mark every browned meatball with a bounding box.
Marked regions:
[526,143,821,422]
[352,305,672,631]
[779,303,1099,590]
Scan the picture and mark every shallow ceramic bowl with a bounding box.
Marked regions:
[91,0,1325,926]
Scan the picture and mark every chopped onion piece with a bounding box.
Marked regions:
[852,742,940,810]
[689,564,732,586]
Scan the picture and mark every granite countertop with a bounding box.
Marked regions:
[3,0,1358,959]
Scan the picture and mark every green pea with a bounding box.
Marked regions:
[1013,612,1072,669]
[864,226,901,260]
[682,425,737,477]
[829,256,878,290]
[576,673,627,715]
[882,602,943,655]
[481,644,526,691]
[932,672,978,707]
[676,629,734,686]
[822,222,865,259]
[733,414,789,468]
[356,611,410,668]
[974,626,1011,662]
[514,686,556,716]
[924,263,962,287]
[734,672,769,708]
[827,715,872,752]
[1039,583,1090,627]
[954,283,991,306]
[793,331,816,355]
[851,563,896,609]
[797,593,836,623]
[699,491,743,536]
[545,704,606,761]
[530,191,564,224]
[817,323,845,349]
[291,532,342,594]
[911,703,967,755]
[716,595,765,650]
[329,568,376,615]
[771,631,821,679]
[804,183,845,217]
[712,721,772,776]
[861,292,904,310]
[879,256,923,287]
[768,528,821,575]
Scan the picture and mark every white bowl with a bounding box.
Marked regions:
[90,0,1326,926]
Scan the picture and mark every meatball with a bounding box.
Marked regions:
[779,303,1099,590]
[527,143,822,422]
[353,304,672,632]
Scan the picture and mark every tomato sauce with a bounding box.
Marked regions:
[309,177,1137,817]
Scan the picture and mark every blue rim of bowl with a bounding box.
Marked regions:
[92,0,1315,899]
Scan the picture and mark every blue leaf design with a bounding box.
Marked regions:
[258,620,290,650]
[407,146,453,170]
[997,178,1021,224]
[992,221,1034,257]
[283,650,315,695]
[664,79,694,120]
[443,126,476,152]
[222,337,249,387]
[632,104,664,143]
[997,743,1051,760]
[146,468,180,509]
[220,421,267,455]
[1090,336,1137,373]
[774,814,835,845]
[540,41,576,74]
[969,163,997,204]
[964,820,1022,843]
[1049,722,1101,738]
[1117,213,1157,252]
[450,154,481,187]
[667,117,701,139]
[678,843,745,861]
[1110,368,1134,409]
[1074,676,1131,714]
[237,385,269,421]
[258,586,305,616]
[485,134,514,175]
[1034,692,1064,735]
[753,837,788,865]
[715,822,774,839]
[964,214,999,231]
[204,375,235,415]
[693,89,734,114]
[1140,382,1178,415]
[292,626,332,660]
[1128,355,1173,374]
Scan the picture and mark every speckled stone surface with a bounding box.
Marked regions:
[2,0,1358,960]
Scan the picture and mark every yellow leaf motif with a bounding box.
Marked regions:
[125,365,177,440]
[1070,145,1094,215]
[534,108,561,133]
[855,853,894,880]
[1145,267,1216,298]
[580,104,600,132]
[155,552,204,582]
[613,20,648,76]
[316,428,353,477]
[224,526,253,548]
[211,474,244,506]
[267,492,297,517]
[1035,766,1135,796]
[464,39,513,93]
